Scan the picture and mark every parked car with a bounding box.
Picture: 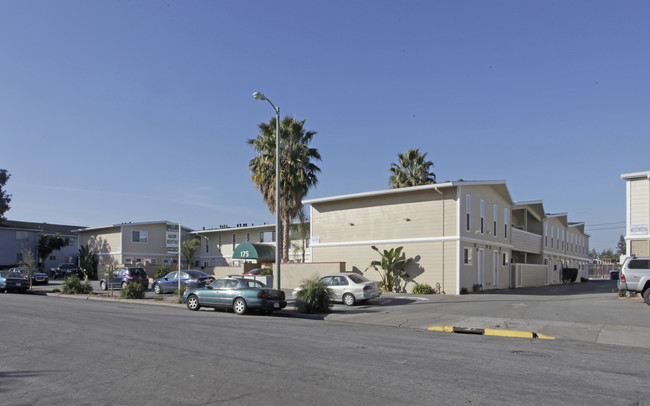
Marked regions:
[242,268,263,275]
[618,256,650,305]
[182,276,287,315]
[9,267,49,285]
[293,273,382,306]
[0,270,29,293]
[50,263,85,280]
[152,270,214,294]
[100,267,149,291]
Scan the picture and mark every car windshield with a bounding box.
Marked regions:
[348,274,369,283]
[243,279,265,288]
[7,272,23,278]
[187,271,208,278]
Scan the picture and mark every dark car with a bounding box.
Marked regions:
[182,276,286,315]
[10,267,49,286]
[100,267,149,290]
[152,270,214,294]
[0,271,29,293]
[50,263,85,280]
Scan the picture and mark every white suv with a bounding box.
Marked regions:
[618,256,650,305]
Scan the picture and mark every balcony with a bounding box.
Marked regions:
[512,228,542,254]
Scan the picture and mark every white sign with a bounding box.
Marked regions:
[166,224,179,253]
[631,224,648,235]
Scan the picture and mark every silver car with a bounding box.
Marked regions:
[294,273,382,306]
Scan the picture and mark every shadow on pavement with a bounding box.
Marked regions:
[478,279,618,296]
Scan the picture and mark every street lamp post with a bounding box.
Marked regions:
[252,92,281,291]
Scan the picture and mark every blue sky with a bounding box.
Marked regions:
[1,1,648,252]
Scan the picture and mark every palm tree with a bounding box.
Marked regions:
[388,148,436,188]
[290,208,310,263]
[248,116,321,261]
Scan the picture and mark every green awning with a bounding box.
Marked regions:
[232,242,276,260]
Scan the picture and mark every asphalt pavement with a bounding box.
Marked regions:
[28,278,650,349]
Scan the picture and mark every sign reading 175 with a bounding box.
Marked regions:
[239,251,250,258]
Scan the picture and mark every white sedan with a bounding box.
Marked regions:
[293,273,382,306]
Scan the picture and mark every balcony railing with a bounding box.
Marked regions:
[511,228,542,254]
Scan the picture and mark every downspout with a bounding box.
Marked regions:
[434,186,445,294]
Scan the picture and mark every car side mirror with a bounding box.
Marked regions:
[164,277,168,280]
[207,285,213,289]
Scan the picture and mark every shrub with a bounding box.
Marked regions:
[119,282,146,299]
[295,279,333,313]
[61,275,93,295]
[472,283,483,293]
[618,290,627,297]
[460,287,469,295]
[175,284,189,304]
[259,268,273,276]
[580,276,589,283]
[154,265,171,279]
[561,268,578,284]
[412,284,434,295]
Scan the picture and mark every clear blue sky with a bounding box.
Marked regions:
[2,1,648,252]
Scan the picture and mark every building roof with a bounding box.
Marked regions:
[303,180,513,206]
[513,200,545,222]
[0,220,83,236]
[191,223,275,235]
[621,171,650,180]
[75,221,193,233]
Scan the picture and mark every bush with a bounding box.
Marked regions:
[61,275,93,295]
[412,283,434,295]
[175,284,189,304]
[561,268,578,284]
[259,268,273,276]
[295,279,333,314]
[120,282,146,299]
[472,283,483,293]
[154,265,171,279]
[460,287,469,295]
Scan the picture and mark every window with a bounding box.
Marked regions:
[502,252,509,266]
[551,226,554,248]
[206,242,209,253]
[150,258,157,265]
[480,200,484,234]
[125,258,133,264]
[49,255,56,260]
[545,224,548,247]
[232,233,236,250]
[464,248,472,265]
[246,232,251,242]
[260,231,275,243]
[504,208,508,239]
[493,205,497,236]
[132,230,148,243]
[16,231,30,241]
[259,232,264,243]
[68,238,76,246]
[466,195,471,232]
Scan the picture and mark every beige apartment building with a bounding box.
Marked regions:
[76,221,192,268]
[622,171,650,256]
[304,180,590,294]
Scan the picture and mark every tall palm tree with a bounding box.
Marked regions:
[388,148,436,188]
[248,116,321,261]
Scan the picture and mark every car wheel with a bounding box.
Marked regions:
[100,281,107,291]
[153,284,162,294]
[233,298,247,315]
[343,293,356,306]
[186,294,200,311]
[643,289,650,306]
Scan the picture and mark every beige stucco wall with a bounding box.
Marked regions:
[459,185,511,244]
[513,264,549,288]
[311,188,457,244]
[631,240,650,257]
[630,177,650,227]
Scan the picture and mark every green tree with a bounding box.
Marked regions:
[182,238,200,269]
[388,148,436,189]
[290,208,310,263]
[248,116,321,261]
[19,248,38,289]
[367,245,413,292]
[616,234,626,256]
[78,244,99,280]
[37,234,69,271]
[0,169,11,223]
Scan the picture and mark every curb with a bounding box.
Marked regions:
[427,325,555,340]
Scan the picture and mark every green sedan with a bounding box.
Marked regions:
[182,276,287,315]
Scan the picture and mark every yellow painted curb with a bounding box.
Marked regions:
[428,326,454,333]
[484,329,533,338]
[535,333,555,340]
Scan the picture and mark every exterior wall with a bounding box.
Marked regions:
[512,228,542,254]
[626,174,650,256]
[79,226,122,267]
[0,227,39,267]
[0,221,80,269]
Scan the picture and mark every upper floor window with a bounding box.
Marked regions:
[481,200,485,234]
[247,232,251,242]
[545,224,548,247]
[493,205,497,236]
[16,231,30,241]
[132,230,148,243]
[466,195,471,232]
[504,208,508,239]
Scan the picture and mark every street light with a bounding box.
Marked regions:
[252,92,281,291]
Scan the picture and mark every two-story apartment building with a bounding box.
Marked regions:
[304,180,590,294]
[76,221,192,268]
[0,220,82,269]
[622,171,650,257]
